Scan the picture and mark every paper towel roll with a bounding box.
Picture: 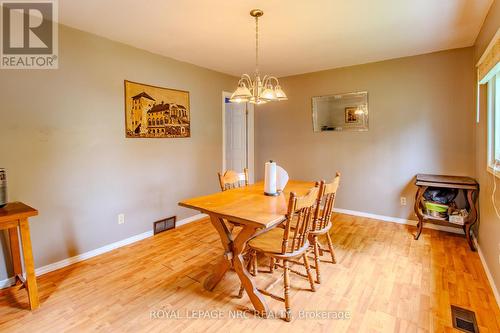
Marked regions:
[264,161,277,196]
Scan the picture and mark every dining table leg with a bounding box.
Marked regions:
[204,215,233,291]
[231,224,269,316]
[203,214,269,316]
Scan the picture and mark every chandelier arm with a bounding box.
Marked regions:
[268,76,280,85]
[262,75,269,86]
[238,75,253,87]
[262,76,280,87]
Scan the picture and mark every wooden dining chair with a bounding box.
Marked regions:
[309,172,341,284]
[217,168,250,235]
[242,186,319,322]
[218,168,249,191]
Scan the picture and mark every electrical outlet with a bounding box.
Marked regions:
[400,197,407,206]
[118,213,125,224]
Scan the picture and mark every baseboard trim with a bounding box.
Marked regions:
[0,276,16,289]
[177,213,208,227]
[333,208,465,235]
[473,236,500,308]
[0,213,207,289]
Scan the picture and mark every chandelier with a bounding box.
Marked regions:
[230,9,287,104]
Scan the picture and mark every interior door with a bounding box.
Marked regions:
[225,100,247,172]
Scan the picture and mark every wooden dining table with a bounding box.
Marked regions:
[178,180,315,316]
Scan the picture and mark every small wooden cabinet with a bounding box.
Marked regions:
[414,174,479,251]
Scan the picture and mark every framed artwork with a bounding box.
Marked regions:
[345,106,360,124]
[124,80,190,138]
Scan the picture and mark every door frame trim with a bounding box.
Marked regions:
[222,91,255,183]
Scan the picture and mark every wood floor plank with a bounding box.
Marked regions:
[0,214,499,332]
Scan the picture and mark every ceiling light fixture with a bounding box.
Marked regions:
[230,9,287,105]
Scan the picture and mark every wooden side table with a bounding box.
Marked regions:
[414,174,479,251]
[0,202,39,309]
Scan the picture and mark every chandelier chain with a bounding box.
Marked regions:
[255,15,259,74]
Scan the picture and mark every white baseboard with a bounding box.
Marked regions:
[473,236,500,308]
[333,208,465,235]
[0,276,16,289]
[177,213,208,227]
[0,213,207,289]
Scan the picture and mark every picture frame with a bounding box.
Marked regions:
[345,106,360,124]
[124,80,190,138]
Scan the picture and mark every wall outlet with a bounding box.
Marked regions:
[400,197,407,206]
[118,213,125,224]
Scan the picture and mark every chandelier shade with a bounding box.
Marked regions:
[230,9,287,105]
[261,86,277,101]
[274,85,287,101]
[229,82,252,103]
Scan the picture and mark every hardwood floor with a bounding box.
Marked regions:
[0,214,499,332]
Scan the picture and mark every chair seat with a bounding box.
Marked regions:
[248,228,309,255]
[248,228,286,254]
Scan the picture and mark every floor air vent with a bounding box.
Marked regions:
[154,216,176,235]
[451,305,479,333]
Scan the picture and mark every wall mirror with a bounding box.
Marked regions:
[312,91,369,132]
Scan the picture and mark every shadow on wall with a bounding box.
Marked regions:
[62,216,79,259]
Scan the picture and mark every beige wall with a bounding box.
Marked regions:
[474,0,500,295]
[255,47,474,222]
[0,25,235,281]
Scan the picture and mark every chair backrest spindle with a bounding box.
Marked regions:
[282,186,320,254]
[315,172,341,231]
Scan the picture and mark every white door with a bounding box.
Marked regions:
[225,100,247,172]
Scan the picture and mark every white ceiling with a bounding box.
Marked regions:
[59,0,493,77]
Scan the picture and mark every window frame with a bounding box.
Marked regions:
[487,72,500,174]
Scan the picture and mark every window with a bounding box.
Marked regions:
[488,72,500,171]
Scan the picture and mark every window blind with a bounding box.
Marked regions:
[476,28,500,123]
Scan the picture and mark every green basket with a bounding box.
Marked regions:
[424,201,448,213]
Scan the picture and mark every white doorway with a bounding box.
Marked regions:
[222,91,254,183]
